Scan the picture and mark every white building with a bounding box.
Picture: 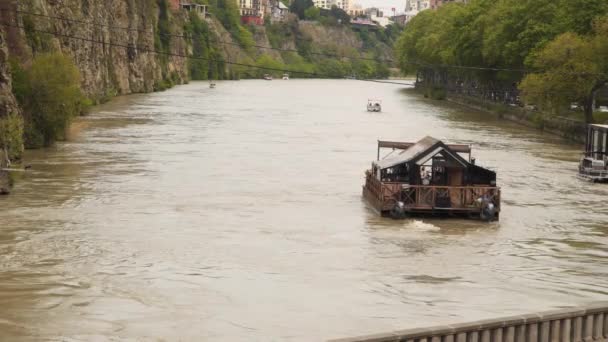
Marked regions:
[313,0,349,11]
[405,0,430,12]
[364,7,391,27]
[348,3,364,17]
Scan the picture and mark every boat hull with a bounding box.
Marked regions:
[362,176,500,221]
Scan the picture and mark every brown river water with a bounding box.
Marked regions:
[1,80,607,341]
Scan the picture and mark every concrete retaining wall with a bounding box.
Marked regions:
[331,302,608,342]
[446,94,587,143]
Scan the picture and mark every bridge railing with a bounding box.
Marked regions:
[330,302,608,342]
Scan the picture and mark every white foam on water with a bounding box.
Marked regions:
[405,219,441,232]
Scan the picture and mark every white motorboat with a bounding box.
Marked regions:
[367,99,382,112]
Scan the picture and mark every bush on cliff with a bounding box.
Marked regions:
[290,0,314,20]
[11,53,85,148]
[0,113,24,161]
[254,54,285,78]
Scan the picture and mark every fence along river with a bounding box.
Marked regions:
[0,80,607,341]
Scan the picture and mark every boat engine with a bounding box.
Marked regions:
[477,197,496,222]
[390,201,407,219]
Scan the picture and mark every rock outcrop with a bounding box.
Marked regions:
[0,27,19,195]
[4,0,189,100]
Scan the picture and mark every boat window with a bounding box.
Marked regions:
[594,130,600,157]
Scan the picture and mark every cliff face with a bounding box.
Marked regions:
[4,0,189,100]
[0,29,18,118]
[0,29,19,194]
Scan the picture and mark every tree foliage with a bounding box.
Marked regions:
[304,7,320,21]
[395,0,608,121]
[520,19,608,123]
[290,0,314,20]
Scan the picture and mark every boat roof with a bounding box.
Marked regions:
[374,136,468,169]
[590,124,608,130]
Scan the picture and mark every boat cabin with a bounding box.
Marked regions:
[362,136,500,220]
[579,124,608,182]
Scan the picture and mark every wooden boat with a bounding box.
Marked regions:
[362,136,501,221]
[578,124,608,182]
[367,99,382,112]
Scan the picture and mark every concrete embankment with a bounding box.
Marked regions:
[331,302,608,342]
[445,94,587,143]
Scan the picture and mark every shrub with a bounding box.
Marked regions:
[304,7,320,20]
[233,25,255,52]
[0,113,24,161]
[11,53,84,148]
[255,54,284,78]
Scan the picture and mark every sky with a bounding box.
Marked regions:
[354,0,408,14]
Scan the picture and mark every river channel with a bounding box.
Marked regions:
[1,80,607,341]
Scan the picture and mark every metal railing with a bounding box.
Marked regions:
[331,302,608,342]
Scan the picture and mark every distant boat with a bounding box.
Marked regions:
[263,74,273,80]
[367,99,382,112]
[209,81,216,88]
[579,124,608,182]
[282,73,289,80]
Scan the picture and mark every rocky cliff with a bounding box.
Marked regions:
[3,0,189,101]
[0,27,19,194]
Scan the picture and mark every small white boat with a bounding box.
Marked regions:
[367,99,382,112]
[209,81,216,88]
[263,74,273,81]
[282,73,289,80]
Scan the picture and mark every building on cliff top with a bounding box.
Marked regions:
[313,0,349,12]
[270,1,289,22]
[169,0,208,17]
[238,0,269,25]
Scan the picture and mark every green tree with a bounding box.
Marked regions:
[328,6,350,24]
[519,23,608,124]
[290,0,314,20]
[255,54,285,78]
[304,7,320,20]
[316,59,347,78]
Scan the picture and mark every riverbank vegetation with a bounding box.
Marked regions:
[396,0,608,124]
[182,0,396,80]
[10,53,87,149]
[259,16,398,79]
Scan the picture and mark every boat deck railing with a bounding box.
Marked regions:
[365,172,500,211]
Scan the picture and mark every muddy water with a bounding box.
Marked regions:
[1,80,607,341]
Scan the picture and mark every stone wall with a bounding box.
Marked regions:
[446,94,587,143]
